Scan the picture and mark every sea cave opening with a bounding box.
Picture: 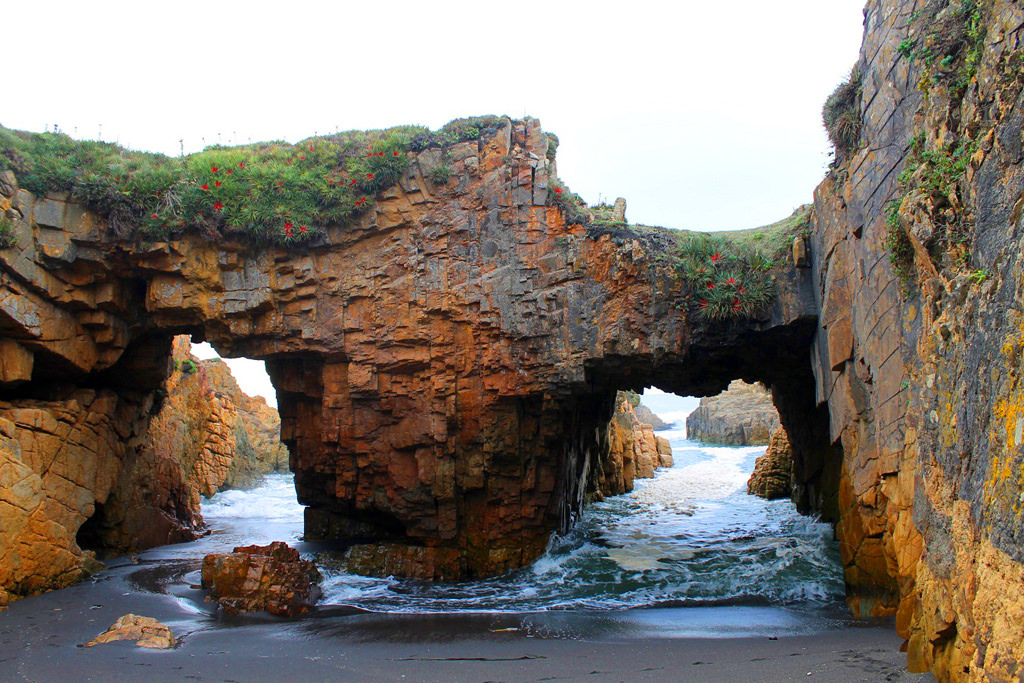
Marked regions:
[578,384,846,613]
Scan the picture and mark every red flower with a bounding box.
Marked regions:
[724,277,737,287]
[377,151,384,156]
[366,152,374,157]
[393,151,399,156]
[284,221,293,230]
[309,144,314,151]
[201,184,209,190]
[300,155,306,160]
[699,299,709,309]
[710,252,723,263]
[351,179,357,185]
[299,225,308,233]
[239,161,246,168]
[211,166,218,173]
[151,213,158,219]
[213,202,224,210]
[706,282,715,290]
[181,221,186,226]
[227,169,233,175]
[355,197,366,206]
[367,173,374,179]
[278,181,285,186]
[554,188,562,194]
[327,180,334,185]
[732,299,742,312]
[215,181,222,187]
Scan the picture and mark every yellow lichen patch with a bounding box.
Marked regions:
[986,389,1024,514]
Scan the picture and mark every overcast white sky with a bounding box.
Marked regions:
[7,0,866,406]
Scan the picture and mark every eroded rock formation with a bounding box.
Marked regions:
[686,379,781,445]
[201,541,321,616]
[591,391,673,499]
[2,1,1022,675]
[0,117,820,590]
[747,427,793,500]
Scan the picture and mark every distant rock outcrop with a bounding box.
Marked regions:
[747,427,793,500]
[686,380,780,445]
[592,392,674,499]
[146,336,288,513]
[634,402,670,430]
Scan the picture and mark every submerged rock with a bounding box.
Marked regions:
[84,613,175,649]
[201,541,321,617]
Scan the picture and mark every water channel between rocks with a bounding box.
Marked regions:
[117,415,861,640]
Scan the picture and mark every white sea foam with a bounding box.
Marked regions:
[202,474,304,521]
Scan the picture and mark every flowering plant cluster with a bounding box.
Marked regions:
[547,178,588,224]
[132,132,412,244]
[674,233,777,320]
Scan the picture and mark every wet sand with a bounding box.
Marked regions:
[0,559,936,683]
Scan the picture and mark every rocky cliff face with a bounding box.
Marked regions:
[685,380,781,445]
[0,328,287,604]
[591,391,673,499]
[810,0,1024,678]
[3,3,1022,674]
[0,116,822,591]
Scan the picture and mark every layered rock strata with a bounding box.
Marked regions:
[686,379,781,445]
[591,391,673,499]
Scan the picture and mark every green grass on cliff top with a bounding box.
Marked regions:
[589,206,810,321]
[0,116,506,245]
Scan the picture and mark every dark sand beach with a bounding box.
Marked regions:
[0,557,936,683]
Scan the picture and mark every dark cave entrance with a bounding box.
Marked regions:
[75,501,108,554]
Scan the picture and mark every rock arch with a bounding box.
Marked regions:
[0,118,837,587]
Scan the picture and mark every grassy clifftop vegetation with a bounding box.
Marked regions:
[0,116,506,245]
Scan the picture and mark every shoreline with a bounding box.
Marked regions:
[1,562,937,683]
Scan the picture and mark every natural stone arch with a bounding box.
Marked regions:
[0,118,840,592]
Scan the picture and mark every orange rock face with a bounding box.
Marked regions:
[0,117,822,589]
[201,541,321,616]
[593,392,672,498]
[747,427,792,500]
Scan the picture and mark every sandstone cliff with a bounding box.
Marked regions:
[686,380,781,445]
[0,331,287,605]
[0,116,818,591]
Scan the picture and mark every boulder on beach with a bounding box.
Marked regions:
[201,541,322,617]
[84,613,175,649]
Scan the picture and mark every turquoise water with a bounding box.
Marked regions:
[201,421,845,617]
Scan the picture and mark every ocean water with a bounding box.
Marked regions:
[198,420,846,621]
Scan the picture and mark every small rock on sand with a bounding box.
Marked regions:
[84,613,175,649]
